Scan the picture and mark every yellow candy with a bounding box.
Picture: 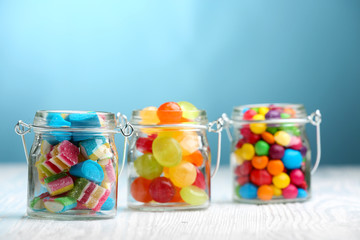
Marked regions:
[159,130,199,156]
[259,107,269,115]
[232,148,244,164]
[271,184,282,196]
[274,131,291,146]
[139,106,159,124]
[272,172,290,189]
[250,114,266,134]
[168,161,197,188]
[240,143,255,160]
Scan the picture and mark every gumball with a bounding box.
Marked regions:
[282,149,302,169]
[267,160,284,175]
[270,184,282,196]
[238,183,258,199]
[282,184,298,199]
[237,175,250,185]
[255,140,270,156]
[243,109,257,120]
[177,101,199,120]
[240,143,255,160]
[192,168,206,190]
[130,177,152,202]
[258,107,269,116]
[180,186,208,205]
[297,188,308,198]
[272,172,290,189]
[168,161,197,188]
[157,102,182,124]
[257,185,273,201]
[269,144,285,159]
[134,153,163,180]
[183,150,204,167]
[250,114,266,134]
[152,136,182,167]
[250,169,272,186]
[251,156,269,170]
[235,139,246,149]
[235,161,252,176]
[140,106,159,124]
[136,137,154,153]
[149,177,175,203]
[265,110,281,119]
[290,169,305,186]
[261,132,275,144]
[289,136,302,150]
[274,131,291,146]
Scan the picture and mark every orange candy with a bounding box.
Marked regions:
[257,185,274,201]
[157,102,182,124]
[267,160,284,175]
[130,177,152,203]
[183,150,204,167]
[170,186,184,202]
[283,108,296,117]
[251,156,269,169]
[261,132,275,144]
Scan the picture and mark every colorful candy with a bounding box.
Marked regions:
[178,101,199,120]
[152,136,182,167]
[43,196,77,213]
[69,160,104,183]
[134,153,163,180]
[80,137,112,161]
[180,186,208,205]
[130,177,152,203]
[157,102,182,124]
[30,192,50,211]
[168,161,197,188]
[282,149,302,169]
[44,172,74,196]
[149,177,175,203]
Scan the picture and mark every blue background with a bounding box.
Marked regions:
[1,0,359,165]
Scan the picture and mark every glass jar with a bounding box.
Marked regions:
[15,110,133,219]
[223,104,322,204]
[126,108,223,211]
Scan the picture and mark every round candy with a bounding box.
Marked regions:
[267,160,284,175]
[236,139,246,149]
[130,177,152,203]
[251,156,269,170]
[282,184,298,199]
[177,101,199,120]
[139,106,159,124]
[176,131,200,156]
[297,188,308,198]
[266,127,278,135]
[282,149,302,169]
[250,114,267,134]
[298,181,308,190]
[170,186,184,202]
[240,143,255,160]
[258,107,269,116]
[247,132,261,144]
[152,136,182,167]
[270,184,282,196]
[134,154,163,180]
[235,161,252,176]
[149,177,175,203]
[180,186,209,205]
[257,185,273,201]
[232,149,244,164]
[272,172,290,189]
[255,140,270,156]
[136,137,154,153]
[289,136,302,150]
[274,131,291,146]
[240,127,252,138]
[183,150,204,167]
[168,161,197,188]
[261,132,275,144]
[250,169,272,186]
[192,168,206,190]
[269,144,285,159]
[238,183,258,199]
[283,107,296,117]
[265,110,281,119]
[157,102,182,124]
[289,169,305,186]
[243,109,257,120]
[280,113,291,119]
[237,175,250,185]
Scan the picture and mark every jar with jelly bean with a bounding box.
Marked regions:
[127,102,223,210]
[15,110,133,219]
[223,104,322,203]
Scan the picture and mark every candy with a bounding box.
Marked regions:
[140,106,160,125]
[170,186,184,202]
[254,140,270,156]
[271,185,282,196]
[234,161,252,176]
[43,196,77,213]
[267,160,284,175]
[134,154,163,180]
[274,131,291,146]
[251,156,269,170]
[250,169,272,186]
[169,161,197,188]
[80,137,112,161]
[180,186,208,205]
[69,160,104,183]
[44,173,74,196]
[48,114,72,142]
[261,132,275,144]
[243,109,257,120]
[246,132,261,144]
[257,185,273,201]
[98,159,116,183]
[265,110,281,119]
[258,107,269,115]
[68,112,100,128]
[152,136,182,167]
[40,140,52,155]
[176,131,200,156]
[289,169,305,186]
[178,101,199,120]
[240,143,255,160]
[272,172,290,189]
[149,177,175,203]
[238,183,258,199]
[282,184,298,199]
[297,188,308,198]
[281,113,291,119]
[236,175,249,185]
[266,127,278,135]
[268,144,285,159]
[157,102,182,124]
[289,136,302,150]
[282,149,302,170]
[136,137,154,153]
[30,192,50,211]
[249,114,266,134]
[192,168,206,190]
[183,150,204,167]
[101,197,115,210]
[232,148,245,164]
[130,177,152,203]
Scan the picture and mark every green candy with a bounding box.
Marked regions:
[251,107,259,113]
[134,153,163,180]
[254,140,270,156]
[266,127,278,135]
[280,113,291,119]
[67,178,88,199]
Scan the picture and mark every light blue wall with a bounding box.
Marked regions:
[1,0,359,165]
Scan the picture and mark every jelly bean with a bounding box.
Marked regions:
[140,106,159,124]
[180,186,209,205]
[257,185,273,201]
[250,114,266,134]
[238,183,258,199]
[265,110,281,119]
[237,175,250,185]
[130,177,152,203]
[183,150,204,167]
[289,136,302,150]
[149,177,175,203]
[271,184,282,196]
[282,149,302,169]
[255,140,270,156]
[282,184,298,199]
[177,101,199,120]
[267,160,284,175]
[289,169,305,186]
[266,127,278,135]
[240,143,255,160]
[261,132,275,144]
[157,102,182,124]
[192,168,206,190]
[134,153,163,180]
[243,109,257,120]
[168,161,197,188]
[297,188,308,198]
[274,131,291,146]
[152,136,182,167]
[269,144,285,159]
[235,139,246,149]
[258,107,269,116]
[235,161,252,176]
[251,156,269,170]
[232,148,245,164]
[250,169,272,186]
[136,137,154,153]
[280,113,291,119]
[272,172,290,189]
[176,131,200,156]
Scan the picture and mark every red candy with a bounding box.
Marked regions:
[193,168,206,190]
[157,102,182,124]
[290,169,305,186]
[135,137,154,153]
[236,175,249,185]
[149,177,175,203]
[250,169,272,186]
[246,133,261,144]
[282,184,298,199]
[131,177,152,203]
[235,161,252,176]
[243,109,257,120]
[240,127,252,138]
[235,139,246,149]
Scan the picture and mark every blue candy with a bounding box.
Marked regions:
[69,112,100,128]
[297,188,308,198]
[101,197,115,210]
[70,160,104,183]
[239,183,258,199]
[80,137,109,159]
[48,113,72,142]
[282,149,303,170]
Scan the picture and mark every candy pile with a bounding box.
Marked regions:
[233,105,309,201]
[30,112,116,214]
[130,102,209,207]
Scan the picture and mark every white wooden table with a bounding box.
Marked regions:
[0,164,359,240]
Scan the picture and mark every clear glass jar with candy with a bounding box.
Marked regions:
[223,104,322,203]
[15,110,133,219]
[127,102,223,210]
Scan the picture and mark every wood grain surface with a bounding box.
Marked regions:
[0,164,359,240]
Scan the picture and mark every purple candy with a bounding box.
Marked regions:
[300,146,307,157]
[269,144,285,159]
[265,110,281,119]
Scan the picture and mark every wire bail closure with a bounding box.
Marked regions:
[14,120,32,164]
[208,117,224,178]
[116,113,134,177]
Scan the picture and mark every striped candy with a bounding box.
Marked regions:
[43,196,77,213]
[30,192,50,211]
[80,137,113,161]
[44,172,74,196]
[98,158,116,183]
